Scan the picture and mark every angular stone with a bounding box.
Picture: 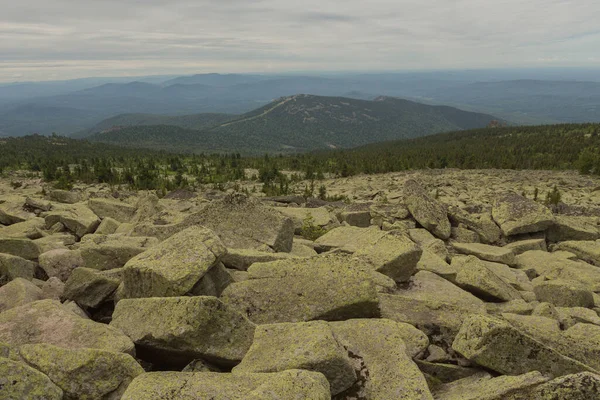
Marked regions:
[110,296,255,367]
[0,278,42,312]
[448,206,502,244]
[555,240,600,267]
[78,234,158,271]
[88,198,137,223]
[34,233,76,253]
[451,226,480,243]
[25,197,52,212]
[534,280,594,308]
[0,300,134,354]
[38,249,84,282]
[452,314,594,377]
[0,195,33,225]
[548,215,600,242]
[330,319,433,399]
[433,371,548,400]
[492,192,554,236]
[48,189,83,204]
[415,360,483,385]
[234,321,355,395]
[455,256,522,302]
[486,299,534,315]
[189,262,233,297]
[504,238,547,254]
[417,250,457,280]
[452,242,516,266]
[121,370,331,400]
[277,206,334,233]
[95,217,120,235]
[221,248,298,271]
[122,226,226,298]
[221,254,384,324]
[354,230,422,282]
[380,271,486,343]
[0,357,63,400]
[404,179,451,239]
[0,217,45,239]
[557,307,600,328]
[0,237,40,260]
[44,203,100,238]
[19,343,144,400]
[40,277,64,301]
[0,253,36,280]
[523,372,600,400]
[63,267,120,308]
[453,256,532,292]
[315,225,387,253]
[340,210,372,227]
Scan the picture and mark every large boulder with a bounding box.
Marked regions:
[38,248,85,282]
[63,267,120,308]
[404,179,451,239]
[452,314,595,377]
[555,240,600,267]
[0,253,37,281]
[548,215,600,242]
[110,296,255,367]
[503,238,547,254]
[452,242,516,266]
[48,189,83,204]
[95,217,120,235]
[121,226,226,298]
[44,203,100,238]
[19,343,144,400]
[492,192,554,236]
[221,254,385,324]
[77,234,158,271]
[454,256,522,302]
[524,372,600,399]
[276,206,335,234]
[121,370,331,399]
[0,195,33,225]
[315,225,387,253]
[0,237,40,260]
[329,319,433,399]
[0,357,63,400]
[533,280,594,308]
[0,278,43,312]
[233,321,356,395]
[0,300,134,354]
[0,217,45,239]
[448,206,501,244]
[416,250,457,280]
[88,198,137,223]
[221,248,298,271]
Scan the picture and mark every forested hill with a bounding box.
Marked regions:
[86,94,498,154]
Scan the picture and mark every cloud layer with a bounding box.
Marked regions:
[1,0,599,81]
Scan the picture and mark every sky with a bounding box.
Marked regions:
[1,0,600,82]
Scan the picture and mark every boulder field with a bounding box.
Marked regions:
[1,172,600,399]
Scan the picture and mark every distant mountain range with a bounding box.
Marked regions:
[1,71,599,137]
[85,94,497,154]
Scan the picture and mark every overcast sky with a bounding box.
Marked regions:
[1,0,599,82]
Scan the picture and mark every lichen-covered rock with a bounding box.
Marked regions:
[277,206,335,233]
[0,195,33,225]
[110,296,255,367]
[0,300,134,354]
[88,198,137,223]
[452,242,516,266]
[0,237,40,260]
[48,189,83,204]
[521,372,600,400]
[77,234,158,271]
[188,262,233,297]
[95,217,121,235]
[533,280,594,308]
[0,217,45,239]
[492,192,554,236]
[504,238,547,254]
[121,226,226,298]
[221,248,298,271]
[234,321,356,395]
[555,240,600,267]
[121,370,331,400]
[19,343,144,400]
[451,226,480,243]
[39,248,85,282]
[221,254,384,324]
[0,278,42,312]
[416,250,457,280]
[0,357,63,400]
[44,203,100,238]
[63,267,120,308]
[40,277,65,301]
[452,314,595,377]
[315,225,387,252]
[433,371,548,400]
[354,230,422,282]
[0,254,36,284]
[548,215,600,242]
[448,206,502,244]
[455,256,522,302]
[34,232,77,253]
[557,307,600,328]
[329,318,433,399]
[380,271,486,343]
[404,179,451,239]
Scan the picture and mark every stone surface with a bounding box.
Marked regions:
[416,250,457,280]
[492,192,554,236]
[404,179,451,239]
[522,372,600,400]
[0,237,40,260]
[315,225,387,253]
[533,280,594,308]
[276,206,334,233]
[448,206,502,244]
[44,203,100,238]
[452,242,516,266]
[0,217,45,239]
[555,240,600,267]
[221,248,298,271]
[234,321,356,395]
[63,267,120,308]
[455,256,523,302]
[110,296,255,367]
[39,248,85,282]
[88,198,137,222]
[548,215,600,242]
[121,370,331,400]
[19,343,144,400]
[504,238,547,254]
[121,226,226,298]
[0,253,36,280]
[0,277,43,312]
[95,216,121,235]
[221,254,384,324]
[78,234,158,271]
[0,195,33,225]
[0,300,134,354]
[0,357,63,400]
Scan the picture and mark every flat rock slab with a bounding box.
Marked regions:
[221,248,298,271]
[0,217,46,239]
[0,358,63,400]
[38,248,84,282]
[0,195,34,225]
[555,240,600,267]
[548,215,600,242]
[77,234,158,271]
[492,192,554,236]
[63,267,120,308]
[121,370,331,400]
[233,321,356,395]
[503,238,547,254]
[533,280,594,308]
[452,242,516,266]
[121,226,226,298]
[44,203,100,238]
[88,198,137,223]
[455,256,522,302]
[110,296,255,367]
[221,254,384,324]
[0,277,43,312]
[276,206,334,232]
[448,206,502,244]
[0,253,37,280]
[404,179,451,239]
[0,237,40,260]
[315,225,387,253]
[0,299,134,354]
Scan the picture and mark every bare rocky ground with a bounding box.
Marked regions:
[1,169,600,399]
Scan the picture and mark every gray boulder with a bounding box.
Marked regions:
[404,179,451,239]
[492,192,554,236]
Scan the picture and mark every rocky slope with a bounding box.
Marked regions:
[1,170,600,399]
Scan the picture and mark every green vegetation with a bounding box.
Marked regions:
[300,214,328,241]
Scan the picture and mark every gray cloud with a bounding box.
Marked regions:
[0,0,599,81]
